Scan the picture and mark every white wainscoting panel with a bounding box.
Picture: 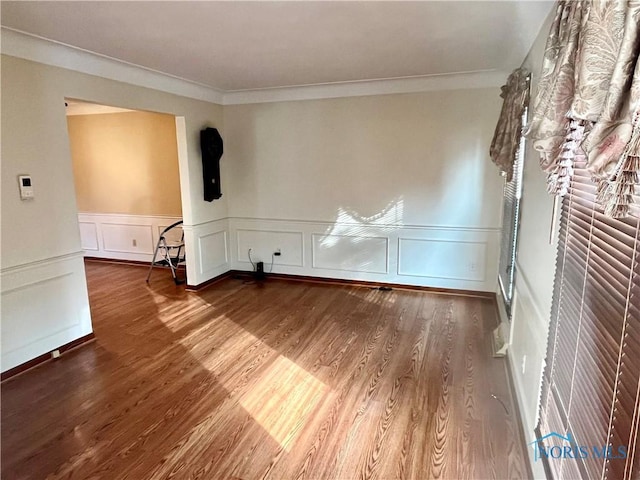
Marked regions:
[79,222,98,251]
[79,215,499,290]
[102,224,154,255]
[507,264,552,478]
[228,217,500,291]
[199,230,228,274]
[77,213,182,262]
[1,252,93,372]
[312,234,388,274]
[158,222,184,244]
[237,229,304,267]
[183,218,230,286]
[508,263,551,434]
[398,238,486,282]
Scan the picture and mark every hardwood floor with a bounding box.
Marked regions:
[1,261,530,479]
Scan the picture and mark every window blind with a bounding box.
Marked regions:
[538,156,640,480]
[498,108,527,315]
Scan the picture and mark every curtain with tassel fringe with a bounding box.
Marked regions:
[526,0,640,218]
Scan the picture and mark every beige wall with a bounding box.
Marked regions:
[68,111,182,216]
[1,54,224,269]
[225,89,503,228]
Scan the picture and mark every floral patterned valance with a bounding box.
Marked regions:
[490,68,531,182]
[526,0,640,218]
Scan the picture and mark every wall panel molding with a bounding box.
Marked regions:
[506,263,554,471]
[78,222,99,251]
[102,224,154,255]
[183,218,230,286]
[228,217,499,292]
[1,252,93,372]
[77,214,499,292]
[237,229,304,268]
[513,260,551,332]
[0,251,85,275]
[198,230,228,274]
[77,213,183,263]
[311,233,389,274]
[397,237,486,282]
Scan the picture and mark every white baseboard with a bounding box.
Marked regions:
[1,252,93,372]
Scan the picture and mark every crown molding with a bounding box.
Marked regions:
[222,70,507,105]
[65,100,135,116]
[1,27,224,104]
[2,27,507,107]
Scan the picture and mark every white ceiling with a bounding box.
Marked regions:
[1,1,553,93]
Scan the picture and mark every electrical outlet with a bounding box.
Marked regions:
[274,248,281,256]
[132,239,137,247]
[469,261,478,272]
[51,349,61,359]
[521,355,527,375]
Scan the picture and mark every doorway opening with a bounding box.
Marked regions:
[64,98,186,285]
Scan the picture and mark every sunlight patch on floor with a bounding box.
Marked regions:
[180,316,328,451]
[148,288,213,331]
[238,355,328,451]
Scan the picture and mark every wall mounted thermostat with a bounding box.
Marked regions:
[18,175,34,200]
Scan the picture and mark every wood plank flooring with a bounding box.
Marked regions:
[1,261,530,479]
